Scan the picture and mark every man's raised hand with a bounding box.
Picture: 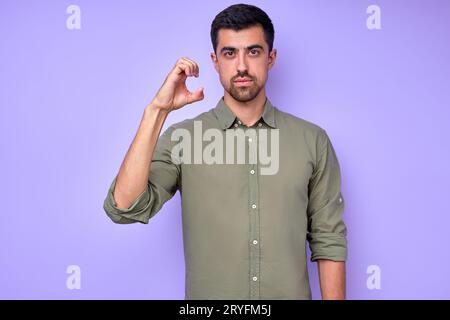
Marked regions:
[151,57,204,112]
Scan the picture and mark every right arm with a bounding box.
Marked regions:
[104,57,204,220]
[112,105,169,210]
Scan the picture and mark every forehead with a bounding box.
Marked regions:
[217,25,266,50]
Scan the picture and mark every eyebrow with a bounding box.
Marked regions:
[220,44,264,54]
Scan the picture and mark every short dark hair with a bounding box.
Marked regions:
[210,4,275,54]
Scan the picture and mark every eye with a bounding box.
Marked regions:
[224,51,235,57]
[250,49,260,55]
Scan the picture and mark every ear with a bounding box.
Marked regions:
[268,48,277,70]
[210,52,219,73]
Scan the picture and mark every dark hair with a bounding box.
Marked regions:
[210,4,275,54]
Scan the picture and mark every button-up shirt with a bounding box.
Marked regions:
[103,97,347,300]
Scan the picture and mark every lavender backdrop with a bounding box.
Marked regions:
[1,0,449,299]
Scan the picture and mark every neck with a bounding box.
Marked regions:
[223,88,267,127]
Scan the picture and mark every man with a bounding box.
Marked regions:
[103,3,347,300]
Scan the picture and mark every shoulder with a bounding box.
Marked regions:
[274,107,329,141]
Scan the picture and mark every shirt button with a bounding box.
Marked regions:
[339,197,343,203]
[252,240,258,245]
[252,276,258,281]
[250,169,255,175]
[251,204,257,209]
[238,120,242,125]
[248,138,253,142]
[258,123,262,127]
[234,123,238,128]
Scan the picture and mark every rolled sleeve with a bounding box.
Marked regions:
[103,125,180,224]
[306,129,347,262]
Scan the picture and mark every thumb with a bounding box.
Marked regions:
[188,86,204,103]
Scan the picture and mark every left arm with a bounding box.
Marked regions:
[306,130,348,300]
[317,259,346,300]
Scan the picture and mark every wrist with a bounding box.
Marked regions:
[145,102,171,117]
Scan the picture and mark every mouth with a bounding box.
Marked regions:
[234,79,253,86]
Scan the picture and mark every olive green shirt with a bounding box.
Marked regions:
[103,97,347,300]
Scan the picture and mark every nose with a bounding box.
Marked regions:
[236,51,248,75]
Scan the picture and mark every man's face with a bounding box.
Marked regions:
[211,25,277,103]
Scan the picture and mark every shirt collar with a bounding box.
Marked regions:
[213,96,277,130]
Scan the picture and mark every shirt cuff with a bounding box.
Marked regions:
[103,178,151,224]
[308,232,347,262]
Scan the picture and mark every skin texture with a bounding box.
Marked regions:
[210,25,277,126]
[318,259,346,299]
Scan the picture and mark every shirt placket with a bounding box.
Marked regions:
[247,121,262,299]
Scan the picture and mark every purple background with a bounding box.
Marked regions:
[1,0,449,299]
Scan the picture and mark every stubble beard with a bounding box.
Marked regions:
[227,77,262,103]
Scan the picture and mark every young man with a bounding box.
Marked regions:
[104,4,347,300]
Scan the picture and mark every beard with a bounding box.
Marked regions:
[226,75,263,103]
